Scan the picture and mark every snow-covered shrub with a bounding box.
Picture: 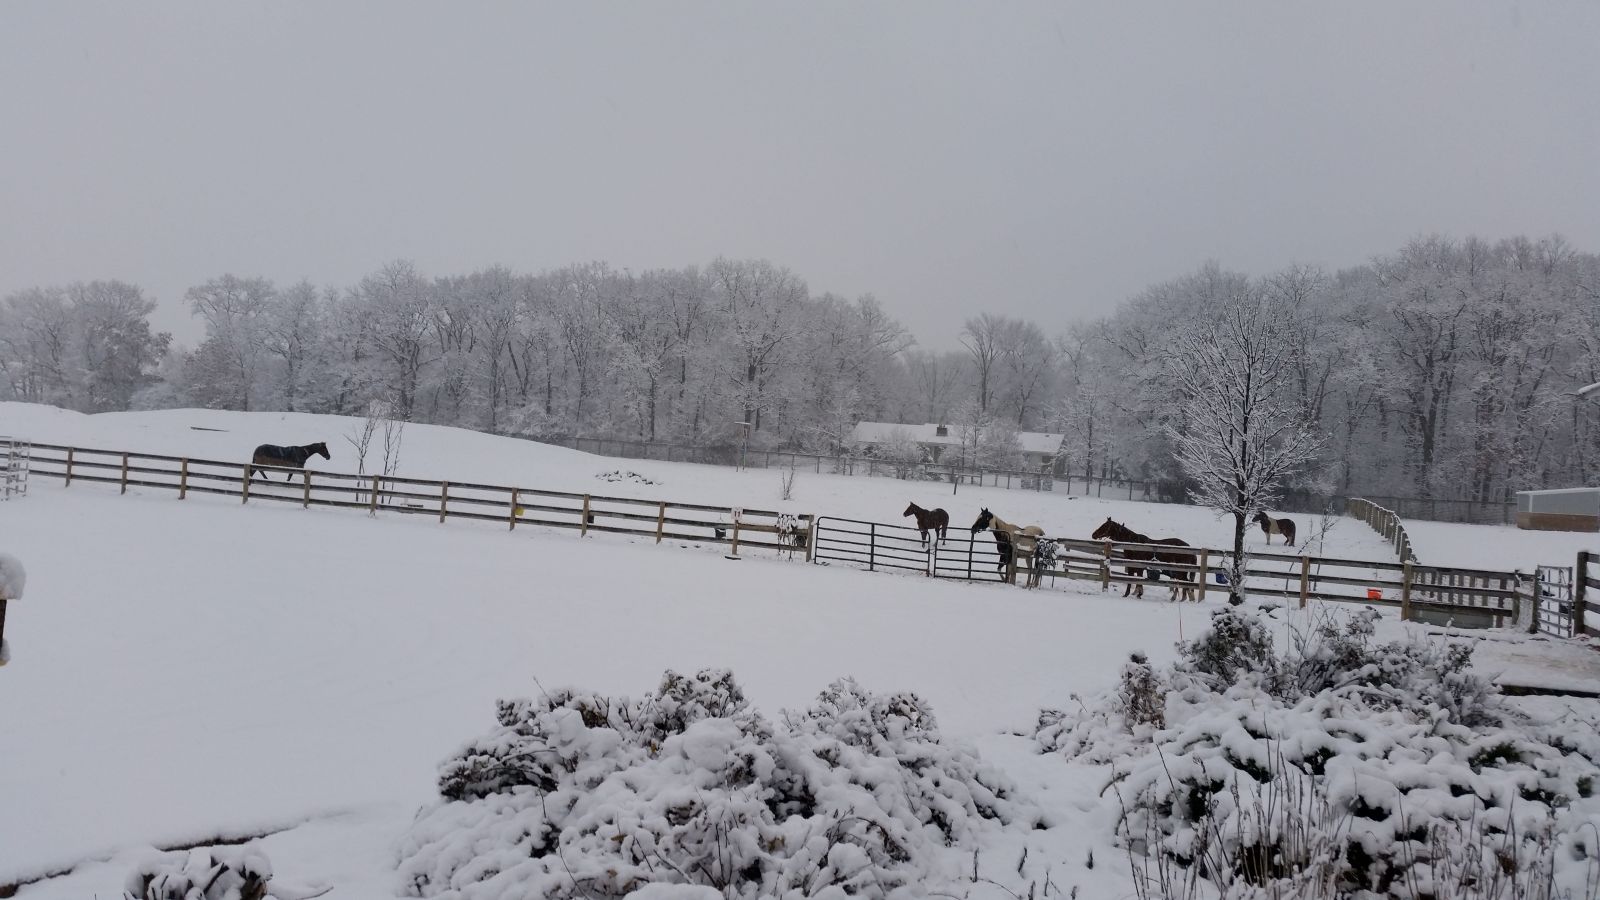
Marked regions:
[1175,607,1278,692]
[1116,653,1167,730]
[125,843,281,900]
[1038,608,1600,899]
[401,669,1038,900]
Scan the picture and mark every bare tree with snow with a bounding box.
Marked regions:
[1161,291,1324,604]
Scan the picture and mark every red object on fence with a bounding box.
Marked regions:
[1367,588,1382,600]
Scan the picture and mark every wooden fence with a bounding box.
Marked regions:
[812,516,1525,626]
[10,442,1557,633]
[25,443,814,560]
[1347,497,1418,562]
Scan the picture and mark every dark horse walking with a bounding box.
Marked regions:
[251,442,330,481]
[1091,517,1198,601]
[903,502,950,546]
[1253,511,1297,547]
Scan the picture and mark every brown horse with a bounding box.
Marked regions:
[250,442,330,481]
[1090,517,1198,601]
[903,502,950,546]
[1253,511,1297,546]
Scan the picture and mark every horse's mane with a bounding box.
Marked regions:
[1101,519,1151,543]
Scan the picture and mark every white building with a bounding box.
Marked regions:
[850,421,1066,473]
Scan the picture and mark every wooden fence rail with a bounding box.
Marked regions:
[26,443,815,561]
[812,516,1525,627]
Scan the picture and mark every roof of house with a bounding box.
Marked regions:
[850,421,1064,455]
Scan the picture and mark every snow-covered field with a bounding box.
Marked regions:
[3,403,1598,899]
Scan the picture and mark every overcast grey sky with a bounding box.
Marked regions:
[2,2,1597,349]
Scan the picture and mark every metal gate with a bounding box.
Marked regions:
[811,517,932,574]
[932,532,1008,582]
[0,437,29,500]
[1535,565,1574,638]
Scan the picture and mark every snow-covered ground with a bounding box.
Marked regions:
[3,403,1598,898]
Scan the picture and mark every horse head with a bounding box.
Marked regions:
[1252,510,1268,526]
[311,442,331,460]
[903,502,917,518]
[969,508,994,534]
[1091,517,1120,541]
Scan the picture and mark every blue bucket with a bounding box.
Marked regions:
[1214,571,1230,585]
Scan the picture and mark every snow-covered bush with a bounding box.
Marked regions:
[123,842,330,900]
[401,669,1038,900]
[1037,608,1600,899]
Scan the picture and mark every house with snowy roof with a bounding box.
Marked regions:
[849,421,1066,473]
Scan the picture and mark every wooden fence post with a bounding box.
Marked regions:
[1197,549,1210,599]
[731,518,741,557]
[1299,555,1311,608]
[64,448,74,486]
[1576,551,1590,637]
[120,453,129,494]
[304,470,313,509]
[655,501,666,543]
[581,495,591,537]
[439,482,449,523]
[868,523,876,572]
[805,514,818,563]
[241,466,251,504]
[1100,541,1112,592]
[179,458,189,500]
[369,475,379,515]
[1401,561,1413,621]
[509,489,519,530]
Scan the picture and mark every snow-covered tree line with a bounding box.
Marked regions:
[0,280,171,413]
[1079,235,1600,505]
[3,234,1598,504]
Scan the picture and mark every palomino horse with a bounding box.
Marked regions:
[1090,517,1198,601]
[903,502,950,546]
[1253,511,1297,547]
[250,442,330,481]
[970,508,1044,586]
